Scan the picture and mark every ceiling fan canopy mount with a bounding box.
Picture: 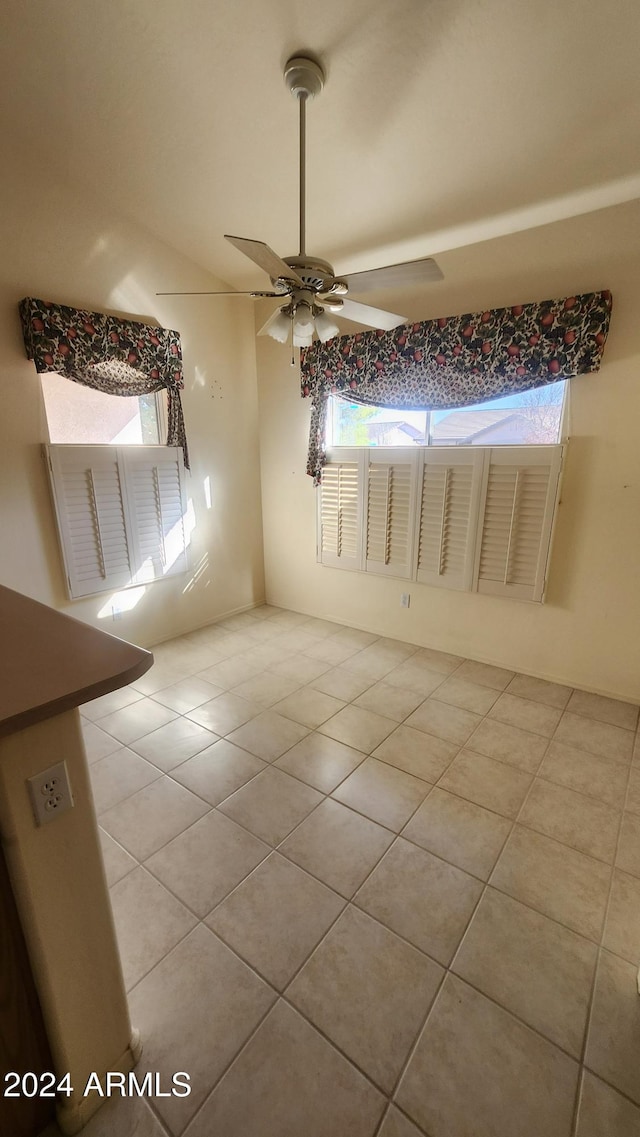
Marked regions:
[283,54,325,101]
[157,50,443,346]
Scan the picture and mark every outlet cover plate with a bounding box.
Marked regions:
[27,761,74,827]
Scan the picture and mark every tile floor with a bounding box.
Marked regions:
[43,606,640,1137]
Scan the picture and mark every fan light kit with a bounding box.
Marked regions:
[158,53,443,356]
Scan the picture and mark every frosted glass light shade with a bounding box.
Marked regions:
[293,331,313,347]
[314,309,340,342]
[261,309,291,343]
[293,302,315,336]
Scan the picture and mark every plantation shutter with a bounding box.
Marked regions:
[416,450,484,591]
[474,446,563,602]
[120,448,188,582]
[46,446,133,598]
[318,454,363,569]
[45,445,189,599]
[365,451,418,578]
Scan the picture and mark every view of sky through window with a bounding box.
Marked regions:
[41,373,160,445]
[327,381,565,448]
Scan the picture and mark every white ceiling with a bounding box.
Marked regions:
[2,0,640,293]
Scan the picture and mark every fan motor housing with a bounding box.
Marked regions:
[277,256,335,294]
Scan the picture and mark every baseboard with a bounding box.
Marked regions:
[54,1031,142,1136]
[147,598,268,649]
[264,600,639,706]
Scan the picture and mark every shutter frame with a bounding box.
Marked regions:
[414,448,485,591]
[119,446,189,584]
[364,449,419,579]
[45,444,189,599]
[316,443,564,605]
[45,445,133,599]
[473,445,563,602]
[317,450,364,570]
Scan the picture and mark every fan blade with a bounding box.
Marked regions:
[156,290,283,297]
[224,235,305,287]
[337,298,407,331]
[343,257,443,294]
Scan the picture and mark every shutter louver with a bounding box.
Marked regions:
[416,456,481,591]
[365,456,416,578]
[46,446,132,598]
[475,447,562,601]
[319,459,362,569]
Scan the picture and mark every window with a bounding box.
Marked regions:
[327,381,566,448]
[40,372,162,445]
[317,444,564,603]
[45,444,189,599]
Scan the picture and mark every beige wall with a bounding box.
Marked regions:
[257,202,640,702]
[0,142,265,647]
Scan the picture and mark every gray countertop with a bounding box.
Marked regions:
[0,586,153,737]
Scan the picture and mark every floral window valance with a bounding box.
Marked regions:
[300,290,612,482]
[19,297,189,467]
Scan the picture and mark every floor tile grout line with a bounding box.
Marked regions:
[374,812,614,960]
[374,756,603,1121]
[163,986,280,1137]
[151,823,420,1132]
[96,694,630,890]
[207,891,350,1000]
[130,779,474,1126]
[571,1067,587,1137]
[274,796,459,991]
[382,755,543,1113]
[124,916,201,999]
[101,714,326,848]
[101,797,213,863]
[379,1100,436,1137]
[370,1102,393,1137]
[162,627,636,768]
[89,648,634,769]
[438,721,632,873]
[276,986,404,1102]
[271,741,524,1110]
[166,667,638,744]
[144,1093,177,1136]
[443,734,551,778]
[437,967,591,1065]
[112,760,624,977]
[569,752,637,1135]
[86,694,626,782]
[166,753,269,807]
[138,830,272,923]
[484,869,613,949]
[128,604,639,716]
[134,891,596,1131]
[188,792,469,1098]
[580,1063,640,1111]
[100,690,632,939]
[534,760,632,809]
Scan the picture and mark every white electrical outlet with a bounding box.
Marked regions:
[400,593,410,608]
[27,761,74,827]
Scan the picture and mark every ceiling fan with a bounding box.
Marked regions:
[158,53,443,348]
